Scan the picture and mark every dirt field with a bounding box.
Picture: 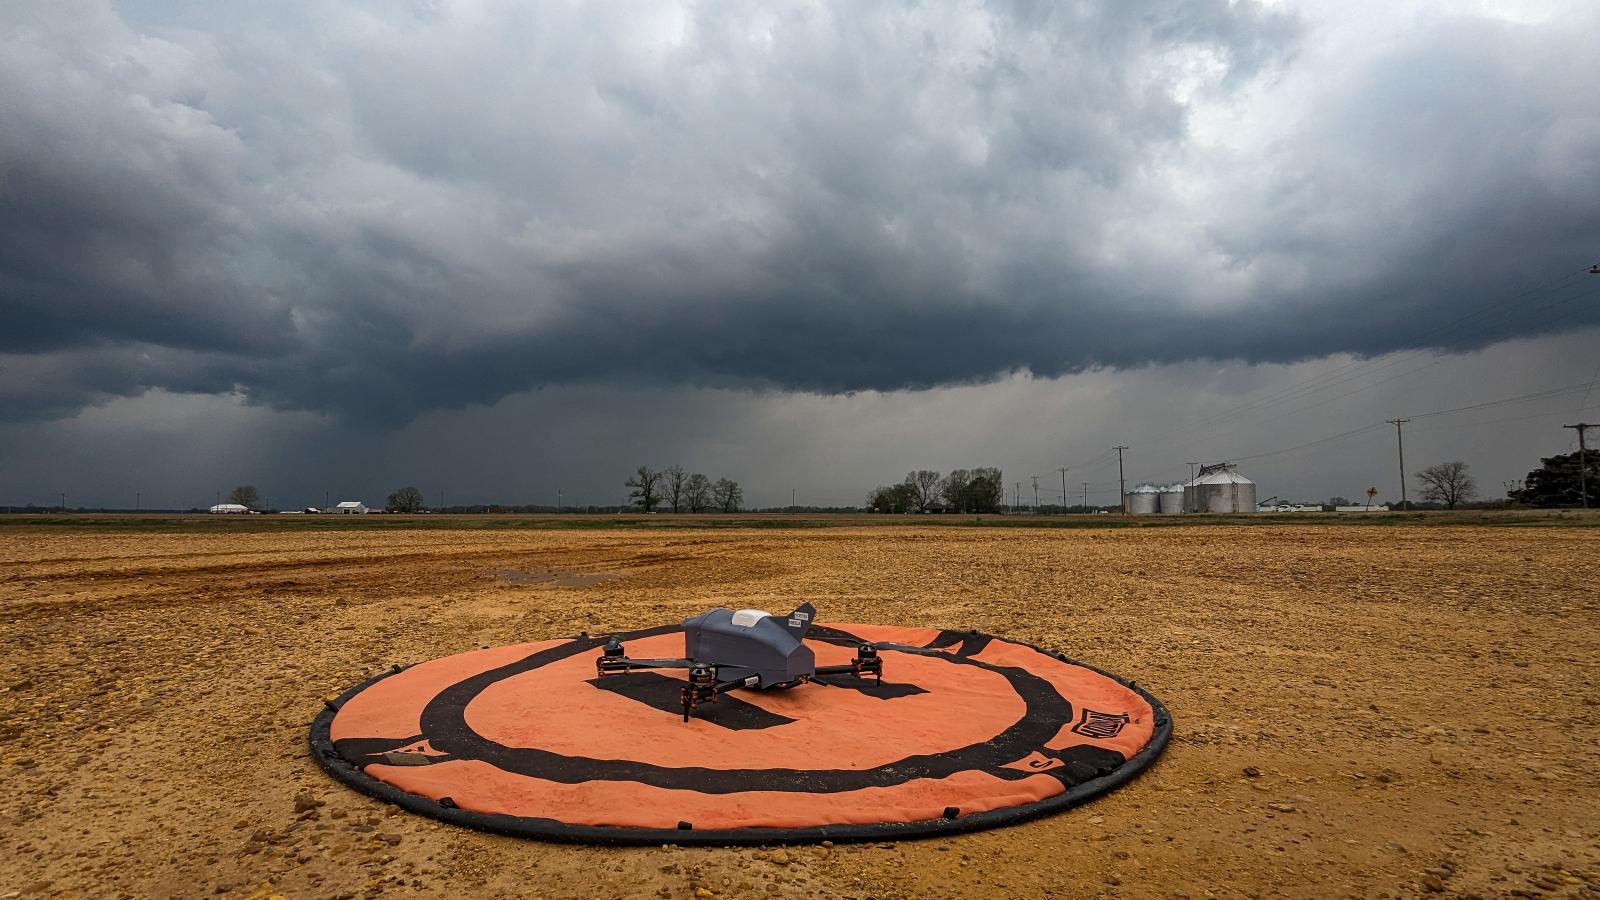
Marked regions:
[2,520,1597,899]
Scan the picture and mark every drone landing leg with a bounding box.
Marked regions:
[680,666,760,721]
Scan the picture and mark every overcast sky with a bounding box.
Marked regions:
[2,0,1597,509]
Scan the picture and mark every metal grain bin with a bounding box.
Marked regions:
[1158,482,1186,514]
[1188,465,1257,513]
[1126,483,1161,515]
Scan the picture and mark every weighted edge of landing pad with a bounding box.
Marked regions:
[307,632,1173,846]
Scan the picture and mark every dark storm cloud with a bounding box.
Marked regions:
[1,1,1597,424]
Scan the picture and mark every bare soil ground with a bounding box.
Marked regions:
[1,521,1597,899]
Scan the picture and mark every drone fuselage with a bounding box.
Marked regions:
[682,606,815,688]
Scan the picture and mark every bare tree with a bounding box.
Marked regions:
[711,477,743,512]
[903,469,942,512]
[625,466,663,512]
[684,473,712,512]
[663,465,688,513]
[1416,461,1476,510]
[227,485,260,508]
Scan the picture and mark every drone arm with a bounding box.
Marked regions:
[814,643,883,682]
[595,655,694,676]
[595,635,703,677]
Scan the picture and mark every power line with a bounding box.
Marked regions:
[1170,275,1600,452]
[1192,376,1600,476]
[1581,353,1600,412]
[1186,270,1598,433]
[1410,403,1599,433]
[1182,336,1600,474]
[1406,380,1600,420]
[1225,422,1389,463]
[1064,446,1118,471]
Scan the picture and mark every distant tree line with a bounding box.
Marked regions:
[627,466,743,512]
[866,468,1005,513]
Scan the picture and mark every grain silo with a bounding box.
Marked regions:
[1157,482,1186,514]
[1184,464,1257,514]
[1125,483,1161,515]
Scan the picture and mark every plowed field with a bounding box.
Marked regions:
[2,521,1597,899]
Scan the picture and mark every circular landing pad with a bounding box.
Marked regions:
[310,623,1170,844]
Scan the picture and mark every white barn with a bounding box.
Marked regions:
[333,500,369,514]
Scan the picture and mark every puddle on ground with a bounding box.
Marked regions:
[488,568,618,588]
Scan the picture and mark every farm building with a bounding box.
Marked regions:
[1185,464,1257,514]
[333,501,369,514]
[208,503,250,514]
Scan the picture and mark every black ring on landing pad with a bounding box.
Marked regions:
[309,627,1172,845]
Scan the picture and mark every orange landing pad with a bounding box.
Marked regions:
[310,623,1170,843]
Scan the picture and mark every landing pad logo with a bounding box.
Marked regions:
[1072,709,1130,739]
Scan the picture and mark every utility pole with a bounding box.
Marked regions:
[1081,481,1089,510]
[1057,467,1068,516]
[135,492,141,512]
[1186,461,1199,513]
[556,489,562,512]
[1030,475,1040,511]
[1564,423,1594,509]
[1386,419,1410,510]
[791,488,796,510]
[439,490,445,513]
[1014,482,1022,512]
[324,490,330,512]
[1114,446,1129,514]
[60,492,67,513]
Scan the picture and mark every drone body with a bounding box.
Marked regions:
[682,605,817,687]
[596,602,881,720]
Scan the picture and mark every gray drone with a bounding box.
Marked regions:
[595,603,882,720]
